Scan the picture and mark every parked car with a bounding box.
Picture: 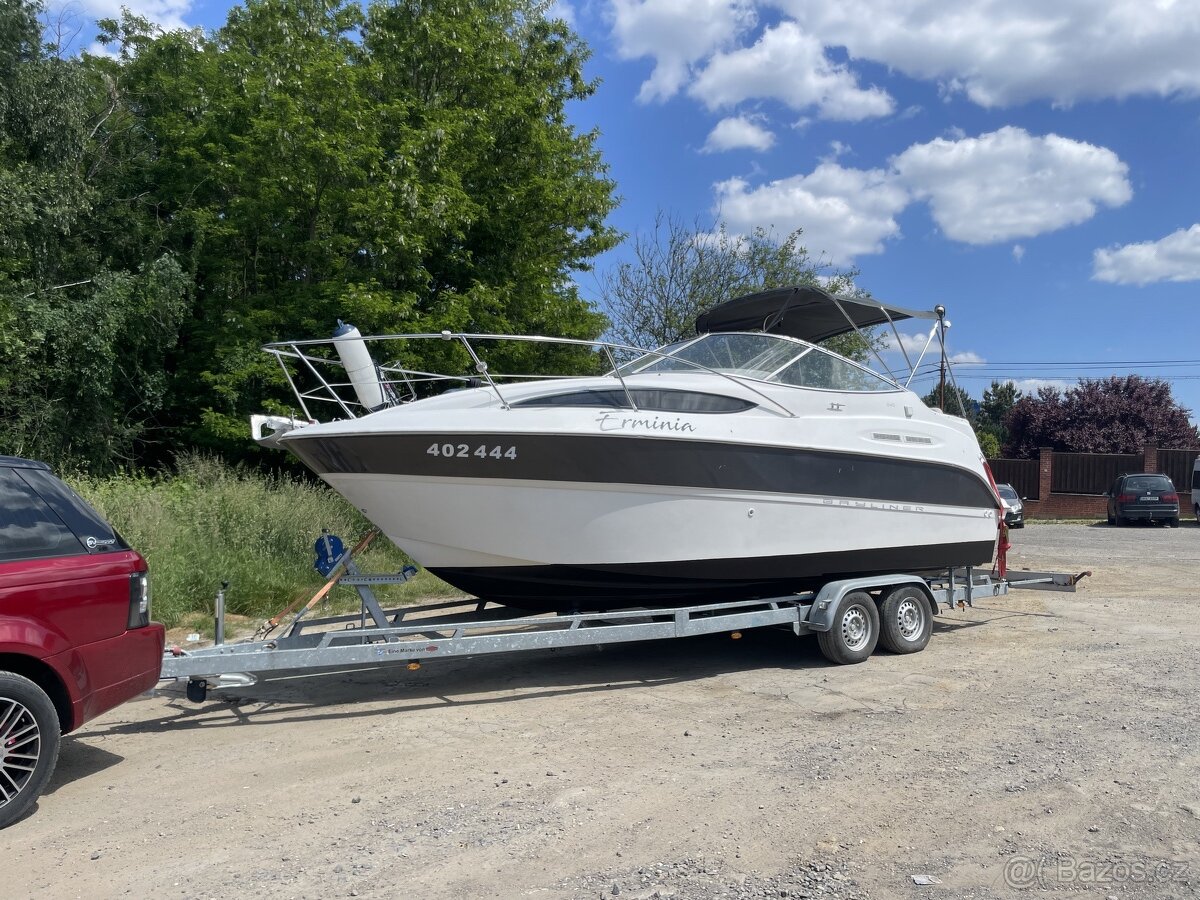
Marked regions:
[1105,472,1180,527]
[995,483,1025,528]
[0,456,164,828]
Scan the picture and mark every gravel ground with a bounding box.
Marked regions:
[3,523,1199,899]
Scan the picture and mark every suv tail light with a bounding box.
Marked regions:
[1162,492,1179,503]
[128,571,151,629]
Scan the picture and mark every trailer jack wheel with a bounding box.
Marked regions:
[186,679,208,703]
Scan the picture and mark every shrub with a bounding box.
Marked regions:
[70,454,457,627]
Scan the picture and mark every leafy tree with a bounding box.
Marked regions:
[599,211,879,362]
[920,383,1013,456]
[921,383,977,423]
[0,1,188,469]
[977,431,1001,459]
[978,380,1021,449]
[1003,376,1200,458]
[101,0,618,456]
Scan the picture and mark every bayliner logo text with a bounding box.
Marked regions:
[596,413,696,433]
[822,499,926,513]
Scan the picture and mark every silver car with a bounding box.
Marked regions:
[996,483,1024,528]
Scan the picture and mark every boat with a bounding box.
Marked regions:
[251,286,1001,610]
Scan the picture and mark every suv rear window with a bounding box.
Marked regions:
[18,469,127,553]
[1123,475,1173,492]
[0,468,86,562]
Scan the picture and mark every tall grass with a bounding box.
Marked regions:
[70,454,460,628]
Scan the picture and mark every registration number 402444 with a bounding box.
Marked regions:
[427,442,518,460]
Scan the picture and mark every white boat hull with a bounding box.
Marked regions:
[279,374,1001,609]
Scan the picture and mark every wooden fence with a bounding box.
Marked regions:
[989,446,1199,518]
[989,458,1039,499]
[1051,452,1141,495]
[1159,448,1197,491]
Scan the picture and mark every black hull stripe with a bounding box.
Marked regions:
[286,432,997,509]
[430,540,997,609]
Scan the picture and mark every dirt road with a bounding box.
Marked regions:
[4,524,1199,898]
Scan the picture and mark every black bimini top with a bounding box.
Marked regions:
[695,285,939,344]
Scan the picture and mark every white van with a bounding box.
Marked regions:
[1192,457,1200,521]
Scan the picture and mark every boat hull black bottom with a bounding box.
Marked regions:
[429,540,996,611]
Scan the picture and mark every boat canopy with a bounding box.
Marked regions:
[694,285,938,344]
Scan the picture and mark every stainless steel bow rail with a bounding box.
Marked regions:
[158,534,1090,702]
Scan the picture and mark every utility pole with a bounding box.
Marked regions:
[936,305,947,411]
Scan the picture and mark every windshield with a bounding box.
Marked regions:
[997,485,1019,501]
[623,333,897,392]
[1124,475,1173,492]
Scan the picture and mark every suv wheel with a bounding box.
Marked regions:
[0,672,61,829]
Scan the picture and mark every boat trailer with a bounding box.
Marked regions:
[159,531,1090,702]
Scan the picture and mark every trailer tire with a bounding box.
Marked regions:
[0,671,60,830]
[878,586,932,654]
[816,591,879,665]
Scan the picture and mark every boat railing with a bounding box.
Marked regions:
[262,331,801,421]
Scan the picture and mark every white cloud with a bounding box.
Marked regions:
[690,21,893,120]
[1093,224,1200,285]
[71,0,194,31]
[610,0,756,103]
[891,127,1131,244]
[708,127,1129,263]
[950,350,985,364]
[84,40,120,59]
[713,162,909,265]
[1013,377,1072,394]
[826,140,850,160]
[773,0,1200,107]
[1012,244,1025,263]
[701,115,776,153]
[548,0,577,26]
[883,330,936,356]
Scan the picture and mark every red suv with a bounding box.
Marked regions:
[1,456,164,828]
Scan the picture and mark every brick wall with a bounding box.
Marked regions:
[1021,445,1193,520]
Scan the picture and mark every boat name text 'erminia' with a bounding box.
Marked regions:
[595,413,697,434]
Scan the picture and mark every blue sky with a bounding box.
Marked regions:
[55,0,1200,416]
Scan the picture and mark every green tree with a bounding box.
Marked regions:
[105,0,619,456]
[599,212,879,362]
[921,383,977,423]
[0,1,188,469]
[977,380,1021,450]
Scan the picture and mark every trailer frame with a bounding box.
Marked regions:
[159,539,1088,701]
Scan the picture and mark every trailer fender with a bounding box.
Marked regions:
[803,575,932,633]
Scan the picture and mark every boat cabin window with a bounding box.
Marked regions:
[515,389,755,413]
[627,333,896,392]
[770,349,895,392]
[631,334,800,378]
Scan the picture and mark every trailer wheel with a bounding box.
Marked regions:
[0,671,61,829]
[816,591,879,665]
[878,586,932,654]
